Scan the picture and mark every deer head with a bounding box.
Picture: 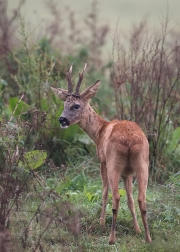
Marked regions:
[51,64,100,128]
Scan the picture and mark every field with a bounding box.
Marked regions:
[1,0,180,251]
[8,160,180,251]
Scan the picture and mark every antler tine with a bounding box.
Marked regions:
[74,63,87,97]
[66,64,73,95]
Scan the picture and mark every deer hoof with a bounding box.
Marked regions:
[109,239,115,245]
[146,235,152,243]
[109,235,116,245]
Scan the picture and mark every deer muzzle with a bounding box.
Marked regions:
[59,117,70,128]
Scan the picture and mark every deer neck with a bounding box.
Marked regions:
[78,105,107,144]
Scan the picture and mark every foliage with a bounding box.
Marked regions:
[4,168,180,251]
[0,0,180,250]
[0,2,111,249]
[20,150,47,170]
[111,18,180,178]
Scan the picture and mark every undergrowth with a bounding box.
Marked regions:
[8,163,180,251]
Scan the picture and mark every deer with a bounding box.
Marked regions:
[51,64,152,244]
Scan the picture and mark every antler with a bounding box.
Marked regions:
[74,63,87,97]
[66,64,73,95]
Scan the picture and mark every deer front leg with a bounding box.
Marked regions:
[100,162,109,226]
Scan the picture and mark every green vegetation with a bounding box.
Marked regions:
[8,166,180,251]
[0,0,180,251]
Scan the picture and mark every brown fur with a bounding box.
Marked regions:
[51,78,152,245]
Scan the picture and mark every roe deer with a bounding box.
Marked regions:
[51,64,152,244]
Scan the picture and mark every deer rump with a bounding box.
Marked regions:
[97,120,149,175]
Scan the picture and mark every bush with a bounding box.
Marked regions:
[111,18,180,178]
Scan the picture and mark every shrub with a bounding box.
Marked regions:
[111,18,180,178]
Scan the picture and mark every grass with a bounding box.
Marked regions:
[7,158,180,252]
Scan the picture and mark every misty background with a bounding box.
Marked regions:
[8,0,180,54]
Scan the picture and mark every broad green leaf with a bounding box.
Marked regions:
[55,179,71,194]
[168,127,180,153]
[20,150,47,170]
[109,188,126,198]
[62,124,81,141]
[0,79,8,86]
[74,134,93,145]
[119,188,126,196]
[8,97,29,117]
[85,191,95,202]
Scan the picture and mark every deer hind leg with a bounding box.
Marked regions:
[122,175,141,234]
[107,168,121,245]
[100,162,109,226]
[137,167,152,243]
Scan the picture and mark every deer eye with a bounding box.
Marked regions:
[74,104,80,109]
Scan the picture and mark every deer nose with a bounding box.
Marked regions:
[59,117,70,128]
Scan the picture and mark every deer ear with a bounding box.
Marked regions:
[80,80,100,100]
[51,87,68,101]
